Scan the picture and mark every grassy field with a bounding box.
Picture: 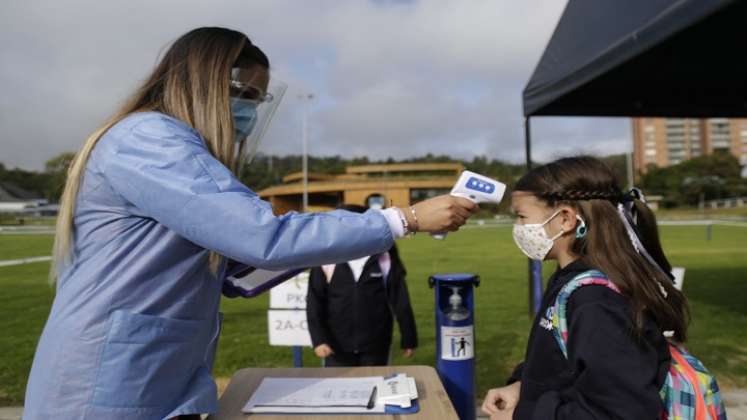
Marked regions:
[655,207,747,219]
[1,224,746,406]
[0,235,53,261]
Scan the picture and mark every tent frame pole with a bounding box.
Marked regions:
[524,117,543,317]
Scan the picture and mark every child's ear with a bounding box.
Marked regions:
[559,206,579,231]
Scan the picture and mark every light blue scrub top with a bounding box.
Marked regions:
[23,112,394,419]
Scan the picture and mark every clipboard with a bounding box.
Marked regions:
[242,376,421,415]
[223,263,307,298]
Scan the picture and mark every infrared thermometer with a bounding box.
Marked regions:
[432,170,506,240]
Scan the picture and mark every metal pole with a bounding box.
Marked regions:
[525,117,543,317]
[301,96,309,212]
[626,151,634,189]
[299,94,313,212]
[292,346,303,368]
[627,122,635,189]
[525,117,532,172]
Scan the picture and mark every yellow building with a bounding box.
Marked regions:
[258,163,463,214]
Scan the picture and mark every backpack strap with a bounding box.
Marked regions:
[550,269,622,358]
[551,270,727,419]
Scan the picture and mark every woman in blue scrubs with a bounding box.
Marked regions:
[23,27,477,419]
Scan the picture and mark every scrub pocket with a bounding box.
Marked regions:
[91,310,206,408]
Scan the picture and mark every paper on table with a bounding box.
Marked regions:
[377,374,419,408]
[242,377,383,413]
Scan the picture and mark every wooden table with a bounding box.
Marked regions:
[207,365,458,420]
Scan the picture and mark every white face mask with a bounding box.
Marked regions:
[512,209,564,261]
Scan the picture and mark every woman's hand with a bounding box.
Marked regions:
[314,344,334,358]
[482,381,520,417]
[402,348,415,358]
[407,195,478,233]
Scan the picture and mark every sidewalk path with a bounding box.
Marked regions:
[0,256,51,268]
[0,407,22,420]
[0,226,55,235]
[725,389,747,419]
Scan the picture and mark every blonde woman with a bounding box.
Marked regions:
[23,27,477,419]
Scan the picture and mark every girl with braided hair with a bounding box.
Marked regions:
[482,156,689,420]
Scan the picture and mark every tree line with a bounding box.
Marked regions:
[640,151,747,207]
[1,151,744,209]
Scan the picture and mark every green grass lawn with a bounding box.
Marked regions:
[0,216,57,227]
[1,225,746,406]
[655,207,747,219]
[0,263,55,405]
[0,235,53,261]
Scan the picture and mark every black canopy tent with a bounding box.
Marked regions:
[521,0,747,315]
[524,0,746,118]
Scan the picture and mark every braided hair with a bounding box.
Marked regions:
[540,189,625,203]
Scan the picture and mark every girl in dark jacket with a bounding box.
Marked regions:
[482,156,688,420]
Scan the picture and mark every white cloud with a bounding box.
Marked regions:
[0,0,630,170]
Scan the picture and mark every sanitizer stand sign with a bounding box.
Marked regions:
[441,325,474,361]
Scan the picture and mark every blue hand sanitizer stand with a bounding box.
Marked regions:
[429,273,479,420]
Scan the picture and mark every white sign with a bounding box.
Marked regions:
[270,271,309,309]
[267,309,312,347]
[440,325,474,361]
[672,267,686,291]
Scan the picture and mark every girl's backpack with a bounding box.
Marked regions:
[551,270,727,420]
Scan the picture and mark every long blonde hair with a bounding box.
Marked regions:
[51,27,270,282]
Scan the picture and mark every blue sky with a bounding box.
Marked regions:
[0,0,631,170]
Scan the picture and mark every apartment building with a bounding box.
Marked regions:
[632,118,747,172]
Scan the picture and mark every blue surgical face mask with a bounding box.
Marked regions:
[230,97,258,142]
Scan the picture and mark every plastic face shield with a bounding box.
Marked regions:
[230,67,287,164]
